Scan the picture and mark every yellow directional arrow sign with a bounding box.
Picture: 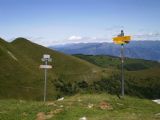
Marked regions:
[113,36,131,44]
[112,30,131,97]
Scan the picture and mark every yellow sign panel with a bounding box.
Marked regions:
[113,36,131,44]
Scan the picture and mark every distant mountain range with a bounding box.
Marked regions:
[50,41,160,61]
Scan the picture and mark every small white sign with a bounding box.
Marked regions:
[43,54,50,59]
[40,65,52,69]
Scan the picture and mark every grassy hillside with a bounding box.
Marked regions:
[74,54,160,71]
[0,38,102,100]
[73,54,160,99]
[0,94,159,120]
[1,38,160,100]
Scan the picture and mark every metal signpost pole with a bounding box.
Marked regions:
[113,30,131,97]
[120,30,125,97]
[121,44,124,96]
[44,60,47,102]
[40,54,52,102]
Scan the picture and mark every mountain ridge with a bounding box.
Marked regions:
[0,37,102,100]
[50,40,160,61]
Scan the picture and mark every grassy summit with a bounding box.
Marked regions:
[0,38,101,100]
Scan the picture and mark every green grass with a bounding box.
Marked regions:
[0,94,159,120]
[73,54,160,99]
[74,54,160,71]
[0,38,160,119]
[0,38,102,100]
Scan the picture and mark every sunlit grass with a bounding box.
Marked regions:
[0,94,159,120]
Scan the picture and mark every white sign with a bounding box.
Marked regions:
[40,65,52,69]
[43,54,50,59]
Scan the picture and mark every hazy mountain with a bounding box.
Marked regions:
[50,41,160,61]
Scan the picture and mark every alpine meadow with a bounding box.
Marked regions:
[0,0,160,119]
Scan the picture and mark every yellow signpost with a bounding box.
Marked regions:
[113,36,131,44]
[112,30,131,97]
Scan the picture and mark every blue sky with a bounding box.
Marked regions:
[0,0,160,46]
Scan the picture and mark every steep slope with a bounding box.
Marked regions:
[0,38,37,99]
[0,38,102,100]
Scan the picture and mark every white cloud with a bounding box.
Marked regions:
[68,36,82,40]
[66,36,110,43]
[133,32,160,40]
[6,31,160,47]
[61,32,160,45]
[31,34,117,46]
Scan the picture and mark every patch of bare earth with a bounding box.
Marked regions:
[36,112,46,120]
[99,101,113,110]
[36,109,63,120]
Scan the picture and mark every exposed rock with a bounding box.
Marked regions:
[79,116,87,120]
[45,102,56,106]
[88,103,94,108]
[99,101,113,110]
[57,97,64,101]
